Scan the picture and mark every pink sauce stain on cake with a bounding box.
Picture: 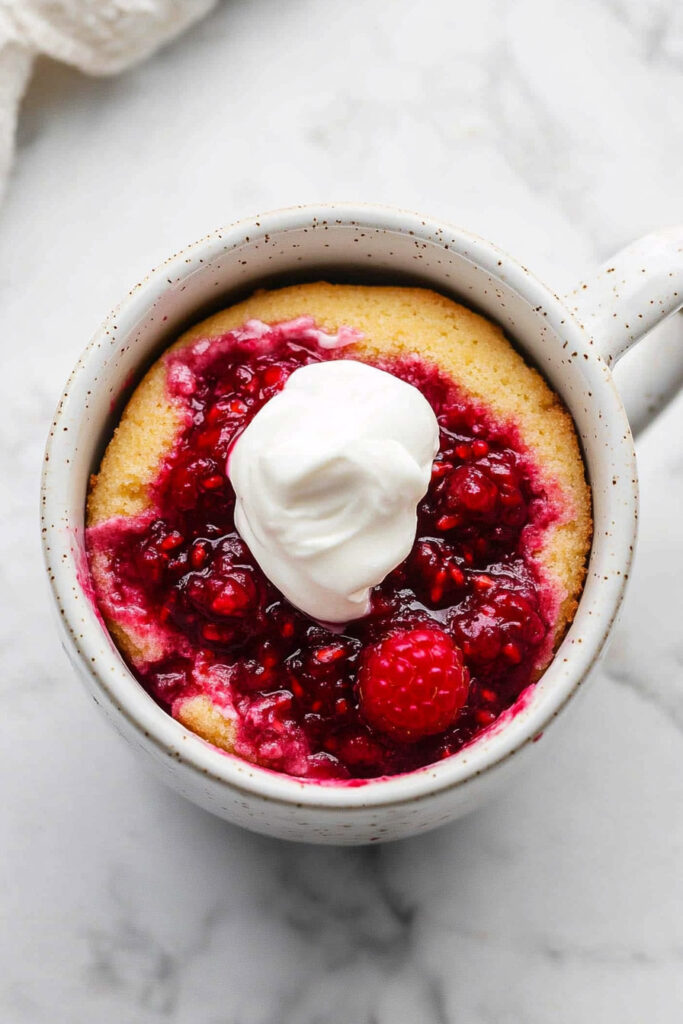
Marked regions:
[86,318,569,781]
[109,369,138,414]
[73,527,108,630]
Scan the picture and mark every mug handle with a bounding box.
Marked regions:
[564,227,683,435]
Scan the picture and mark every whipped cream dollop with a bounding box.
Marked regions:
[228,360,439,623]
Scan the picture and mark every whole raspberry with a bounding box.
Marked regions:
[358,627,469,742]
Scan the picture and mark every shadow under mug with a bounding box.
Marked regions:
[41,205,683,843]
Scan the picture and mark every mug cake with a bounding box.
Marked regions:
[86,283,592,781]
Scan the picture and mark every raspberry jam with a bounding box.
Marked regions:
[87,318,563,780]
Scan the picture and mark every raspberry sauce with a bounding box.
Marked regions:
[87,318,564,780]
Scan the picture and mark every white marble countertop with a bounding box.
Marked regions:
[3,1,683,1020]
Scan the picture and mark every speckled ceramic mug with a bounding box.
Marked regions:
[41,206,683,844]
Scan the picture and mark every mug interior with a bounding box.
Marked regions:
[42,205,637,810]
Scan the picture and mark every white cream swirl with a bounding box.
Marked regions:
[228,360,439,623]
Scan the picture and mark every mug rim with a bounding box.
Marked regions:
[41,202,637,811]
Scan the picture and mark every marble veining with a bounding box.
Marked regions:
[2,0,683,1020]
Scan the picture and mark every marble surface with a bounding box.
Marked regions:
[2,0,683,1020]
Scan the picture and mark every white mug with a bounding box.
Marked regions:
[41,205,683,844]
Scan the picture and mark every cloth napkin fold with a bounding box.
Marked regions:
[0,0,217,198]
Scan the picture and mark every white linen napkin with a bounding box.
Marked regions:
[0,0,217,198]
